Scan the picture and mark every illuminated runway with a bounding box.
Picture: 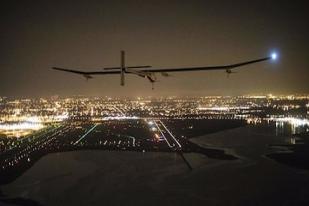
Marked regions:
[74,124,99,145]
[154,120,182,150]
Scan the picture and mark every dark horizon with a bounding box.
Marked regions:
[1,0,309,97]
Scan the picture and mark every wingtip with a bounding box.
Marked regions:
[52,67,66,71]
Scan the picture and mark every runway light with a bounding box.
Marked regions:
[271,52,278,60]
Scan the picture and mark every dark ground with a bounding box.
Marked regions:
[1,124,309,206]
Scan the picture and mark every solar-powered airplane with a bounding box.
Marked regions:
[52,50,278,89]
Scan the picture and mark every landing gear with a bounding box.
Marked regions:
[146,73,156,90]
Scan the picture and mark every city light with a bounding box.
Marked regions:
[0,122,43,131]
[198,106,250,111]
[0,95,308,139]
[0,95,308,185]
[272,117,309,127]
[102,116,139,121]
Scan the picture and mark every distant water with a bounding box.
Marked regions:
[265,122,309,170]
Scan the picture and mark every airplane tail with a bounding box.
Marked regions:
[120,50,125,86]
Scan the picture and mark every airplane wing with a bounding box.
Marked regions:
[52,67,120,75]
[52,50,276,88]
[52,56,271,76]
[140,57,271,73]
[52,57,274,82]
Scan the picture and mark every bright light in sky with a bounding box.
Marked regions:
[271,52,278,60]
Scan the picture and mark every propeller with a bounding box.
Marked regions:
[83,74,93,81]
[161,72,172,77]
[226,69,237,78]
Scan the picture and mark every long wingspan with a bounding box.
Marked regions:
[52,56,271,76]
[140,57,271,73]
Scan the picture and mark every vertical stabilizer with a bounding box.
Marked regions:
[120,50,125,86]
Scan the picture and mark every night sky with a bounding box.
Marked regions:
[1,0,308,97]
